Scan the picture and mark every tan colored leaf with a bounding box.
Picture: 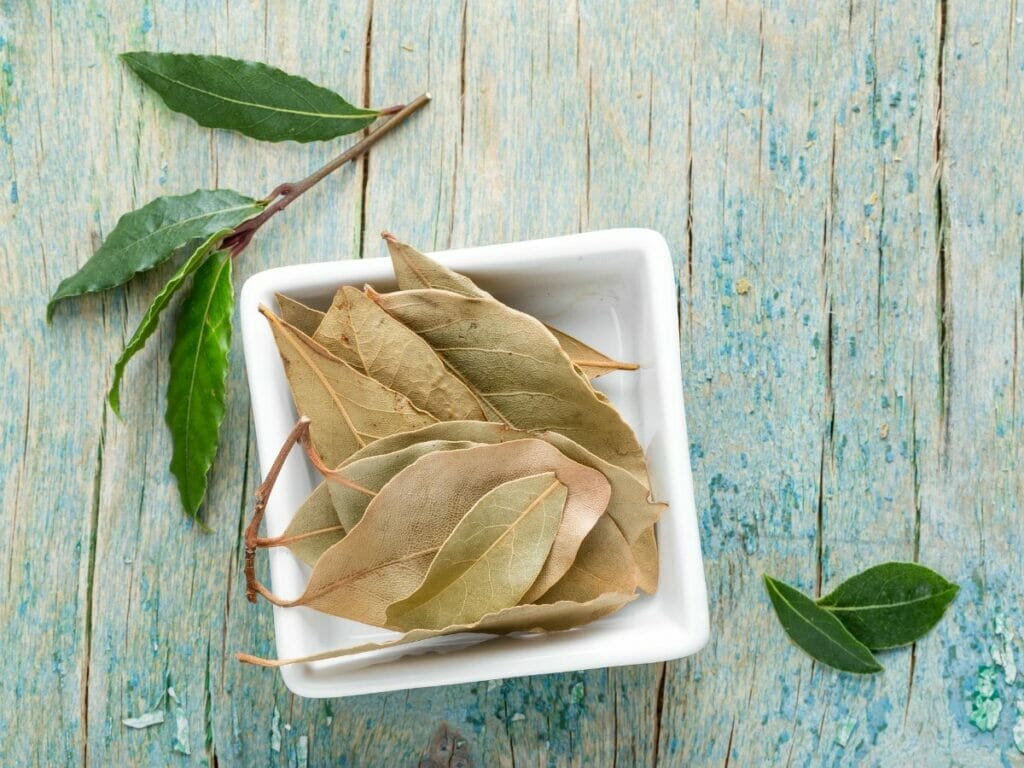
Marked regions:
[538,516,638,603]
[631,525,659,594]
[386,473,567,630]
[340,420,663,544]
[545,326,640,380]
[327,439,481,531]
[278,440,608,628]
[278,482,345,567]
[260,306,435,467]
[312,286,488,421]
[384,235,638,378]
[237,592,636,667]
[386,234,488,298]
[275,293,325,336]
[368,289,650,484]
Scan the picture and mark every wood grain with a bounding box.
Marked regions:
[0,1,1021,765]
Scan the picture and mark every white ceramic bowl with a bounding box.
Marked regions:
[239,228,709,698]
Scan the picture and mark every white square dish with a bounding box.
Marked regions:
[239,228,709,698]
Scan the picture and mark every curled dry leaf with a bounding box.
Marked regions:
[260,440,609,629]
[273,483,343,567]
[339,420,663,545]
[538,516,638,604]
[312,286,488,421]
[237,592,637,667]
[368,288,650,485]
[275,292,324,337]
[386,472,568,630]
[383,234,637,379]
[260,305,435,467]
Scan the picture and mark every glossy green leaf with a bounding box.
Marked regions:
[368,288,650,484]
[386,473,567,630]
[121,51,379,143]
[817,562,960,649]
[48,189,262,320]
[763,575,882,674]
[165,250,234,521]
[108,228,232,415]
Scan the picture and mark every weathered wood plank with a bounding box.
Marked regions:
[0,1,1021,766]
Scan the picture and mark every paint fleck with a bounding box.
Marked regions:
[510,712,526,722]
[168,687,190,755]
[570,681,585,705]
[8,180,16,203]
[991,613,1017,684]
[297,734,309,768]
[140,5,153,33]
[966,666,1003,732]
[834,715,857,748]
[158,162,168,185]
[736,277,752,295]
[122,710,164,729]
[270,707,282,753]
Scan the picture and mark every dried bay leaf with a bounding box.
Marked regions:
[339,420,662,545]
[368,289,650,484]
[260,306,435,467]
[277,482,345,567]
[326,439,481,532]
[238,592,636,667]
[538,516,638,604]
[274,440,609,628]
[384,235,637,379]
[313,286,488,421]
[276,293,324,337]
[630,525,660,594]
[386,473,568,631]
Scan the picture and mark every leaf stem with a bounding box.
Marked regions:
[224,92,431,257]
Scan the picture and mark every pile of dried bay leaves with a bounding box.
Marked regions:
[239,235,666,667]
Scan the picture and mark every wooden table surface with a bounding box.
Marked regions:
[2,1,1022,765]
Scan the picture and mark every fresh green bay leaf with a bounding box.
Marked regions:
[47,189,262,320]
[817,562,959,649]
[121,51,379,143]
[763,574,882,674]
[165,250,234,522]
[108,228,232,415]
[386,473,567,631]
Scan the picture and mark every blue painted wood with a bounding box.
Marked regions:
[0,1,1021,765]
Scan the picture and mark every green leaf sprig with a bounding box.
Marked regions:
[764,562,959,674]
[48,50,431,523]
